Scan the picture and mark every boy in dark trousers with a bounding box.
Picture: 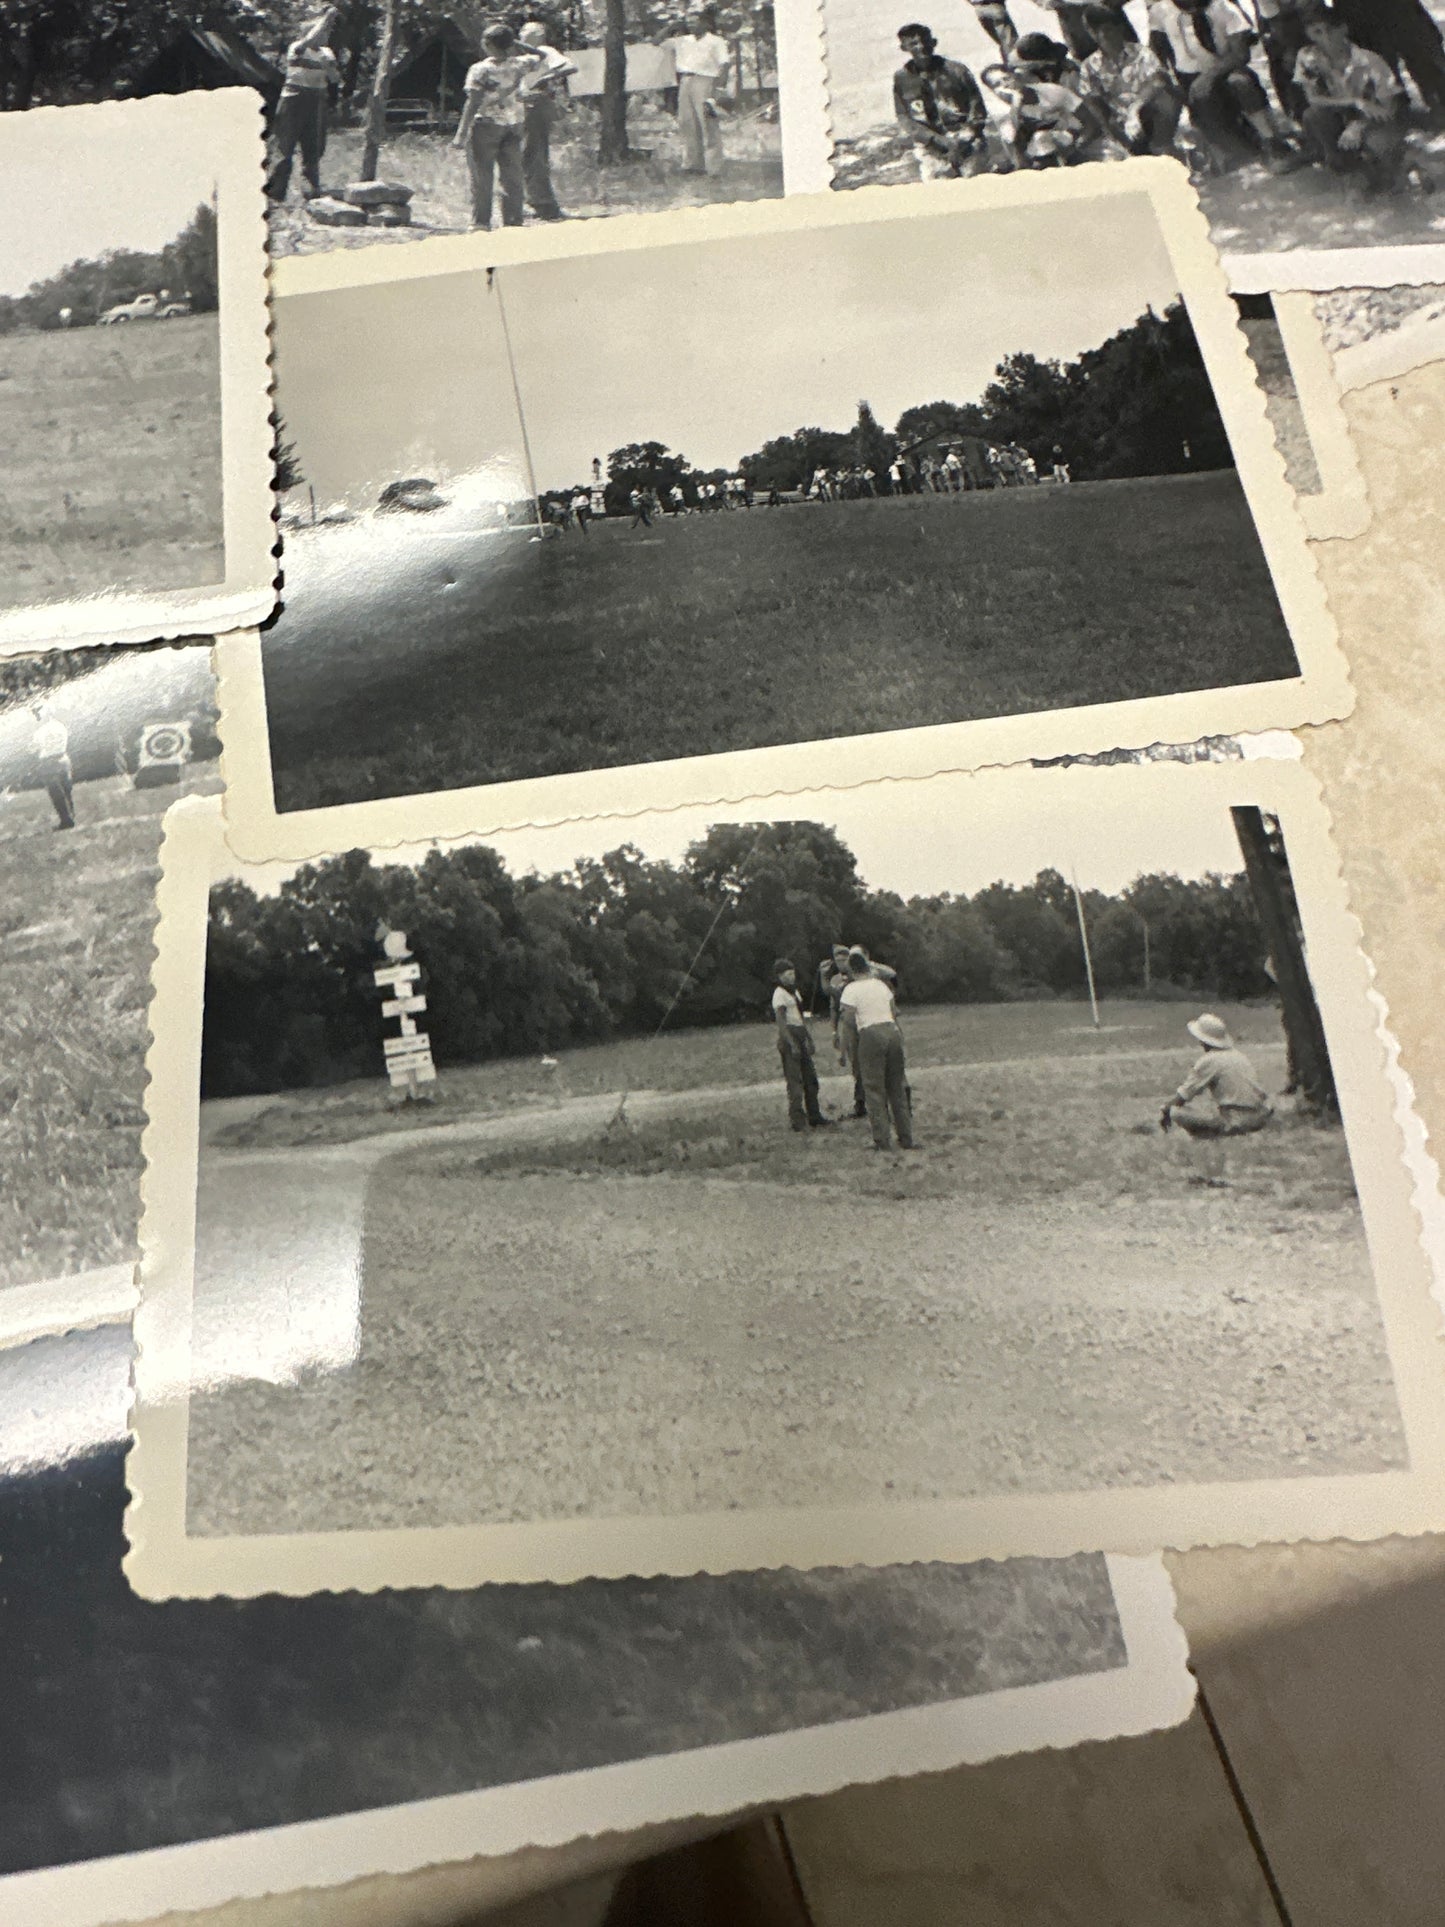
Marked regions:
[772,960,829,1132]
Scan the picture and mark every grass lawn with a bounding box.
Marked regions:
[0,767,218,1290]
[206,996,1278,1152]
[263,473,1300,811]
[1,1435,1123,1874]
[0,316,224,609]
[267,107,783,257]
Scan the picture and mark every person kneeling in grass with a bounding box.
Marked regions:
[1161,1012,1273,1182]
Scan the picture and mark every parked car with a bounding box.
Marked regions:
[99,293,160,325]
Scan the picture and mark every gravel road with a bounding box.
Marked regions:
[184,1067,1404,1538]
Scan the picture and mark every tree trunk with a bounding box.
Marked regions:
[599,0,630,162]
[360,0,400,181]
[1231,805,1337,1115]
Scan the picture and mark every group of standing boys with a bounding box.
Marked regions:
[895,0,1443,192]
[771,950,916,1152]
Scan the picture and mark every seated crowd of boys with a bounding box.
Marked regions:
[893,0,1444,194]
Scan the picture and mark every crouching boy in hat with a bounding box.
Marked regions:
[1161,1012,1273,1179]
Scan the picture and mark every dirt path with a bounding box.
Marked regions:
[186,1059,1405,1537]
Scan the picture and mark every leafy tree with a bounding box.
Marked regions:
[200,827,1276,1098]
[893,398,989,453]
[604,441,694,512]
[739,426,852,493]
[849,399,895,475]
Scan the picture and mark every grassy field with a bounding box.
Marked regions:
[0,767,218,1291]
[0,316,224,609]
[2,1430,1123,1874]
[211,996,1283,1152]
[267,108,783,256]
[264,473,1300,811]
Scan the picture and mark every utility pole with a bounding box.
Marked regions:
[360,0,399,181]
[1232,806,1336,1114]
[1071,869,1100,1029]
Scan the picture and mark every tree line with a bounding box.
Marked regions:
[202,818,1274,1098]
[0,201,218,333]
[558,300,1233,515]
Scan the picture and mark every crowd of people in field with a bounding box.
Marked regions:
[891,0,1444,196]
[539,439,1065,529]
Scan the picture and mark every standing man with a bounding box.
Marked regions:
[629,487,653,527]
[821,944,898,1119]
[455,24,543,231]
[571,488,592,531]
[517,21,578,223]
[665,10,734,176]
[839,949,916,1152]
[265,9,340,204]
[773,960,829,1133]
[31,702,75,831]
[894,23,991,179]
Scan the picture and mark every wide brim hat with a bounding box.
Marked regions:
[1187,1013,1233,1051]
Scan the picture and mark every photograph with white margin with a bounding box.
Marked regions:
[0,641,219,1355]
[0,0,832,260]
[218,169,1348,863]
[1232,286,1369,539]
[0,92,277,654]
[128,753,1445,1597]
[820,0,1445,291]
[2,1309,1190,1924]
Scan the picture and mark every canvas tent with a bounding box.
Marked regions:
[385,23,477,127]
[132,22,282,103]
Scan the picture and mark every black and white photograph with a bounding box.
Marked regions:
[1,1325,1189,1917]
[219,175,1348,860]
[821,0,1445,288]
[0,640,219,1351]
[127,754,1445,1597]
[0,0,807,260]
[0,92,277,652]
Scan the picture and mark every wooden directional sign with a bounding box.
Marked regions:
[373,942,436,1090]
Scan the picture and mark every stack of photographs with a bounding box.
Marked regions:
[3,6,1444,1919]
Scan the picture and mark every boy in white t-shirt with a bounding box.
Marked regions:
[838,949,916,1151]
[772,960,829,1132]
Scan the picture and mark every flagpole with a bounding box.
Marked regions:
[1071,867,1100,1029]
